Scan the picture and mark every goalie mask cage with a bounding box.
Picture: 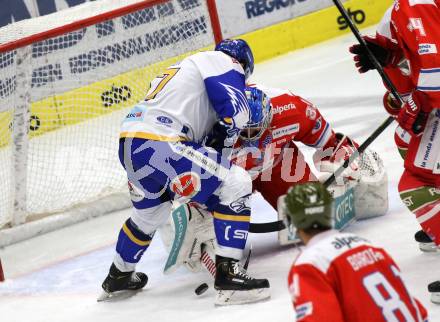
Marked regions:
[0,0,222,246]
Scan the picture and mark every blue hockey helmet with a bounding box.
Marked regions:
[215,39,254,80]
[240,87,272,142]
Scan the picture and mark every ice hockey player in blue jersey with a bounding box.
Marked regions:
[100,39,270,305]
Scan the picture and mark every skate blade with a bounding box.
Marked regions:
[419,242,438,253]
[214,288,270,306]
[97,289,143,302]
[431,292,440,304]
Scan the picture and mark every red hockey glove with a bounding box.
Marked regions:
[314,133,360,181]
[382,91,401,116]
[397,91,430,134]
[349,36,399,73]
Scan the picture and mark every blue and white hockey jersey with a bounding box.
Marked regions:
[120,51,250,143]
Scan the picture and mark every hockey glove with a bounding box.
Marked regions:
[314,133,360,181]
[397,91,430,135]
[349,36,397,73]
[383,91,402,116]
[203,121,236,154]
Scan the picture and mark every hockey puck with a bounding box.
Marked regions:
[195,283,209,295]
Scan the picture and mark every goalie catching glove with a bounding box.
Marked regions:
[313,133,360,182]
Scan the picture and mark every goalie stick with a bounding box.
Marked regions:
[249,0,406,234]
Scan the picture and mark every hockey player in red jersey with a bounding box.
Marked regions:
[232,84,359,211]
[285,182,428,322]
[349,0,440,301]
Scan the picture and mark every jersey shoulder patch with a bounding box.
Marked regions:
[409,0,437,6]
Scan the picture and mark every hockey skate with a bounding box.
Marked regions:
[428,281,440,304]
[214,255,270,306]
[414,230,437,252]
[97,263,148,302]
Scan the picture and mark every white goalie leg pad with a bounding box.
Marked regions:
[160,202,216,274]
[353,149,388,219]
[215,288,271,306]
[277,195,301,246]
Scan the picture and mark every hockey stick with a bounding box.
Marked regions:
[249,1,403,233]
[332,0,427,135]
[323,0,402,187]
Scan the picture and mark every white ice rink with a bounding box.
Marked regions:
[1,28,440,322]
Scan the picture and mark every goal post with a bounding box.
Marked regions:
[0,0,222,246]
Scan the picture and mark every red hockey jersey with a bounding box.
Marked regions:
[288,230,428,322]
[232,85,333,177]
[375,1,440,184]
[390,0,440,107]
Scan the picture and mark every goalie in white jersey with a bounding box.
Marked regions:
[100,39,270,305]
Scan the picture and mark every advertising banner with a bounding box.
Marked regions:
[216,0,335,38]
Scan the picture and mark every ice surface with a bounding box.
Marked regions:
[1,29,439,322]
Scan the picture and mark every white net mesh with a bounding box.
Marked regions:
[0,0,214,229]
[358,148,386,182]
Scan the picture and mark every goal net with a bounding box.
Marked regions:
[0,0,218,245]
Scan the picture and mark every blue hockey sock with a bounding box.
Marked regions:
[115,218,154,264]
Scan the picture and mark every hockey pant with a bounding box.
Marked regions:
[114,138,252,272]
[399,169,440,245]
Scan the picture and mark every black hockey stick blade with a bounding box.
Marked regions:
[249,220,286,233]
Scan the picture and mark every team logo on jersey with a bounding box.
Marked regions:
[418,43,437,55]
[312,117,322,134]
[229,195,251,213]
[219,82,249,133]
[170,172,201,198]
[156,116,173,125]
[272,103,295,115]
[128,181,145,202]
[305,105,317,120]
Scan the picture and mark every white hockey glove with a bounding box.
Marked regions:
[313,133,360,183]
